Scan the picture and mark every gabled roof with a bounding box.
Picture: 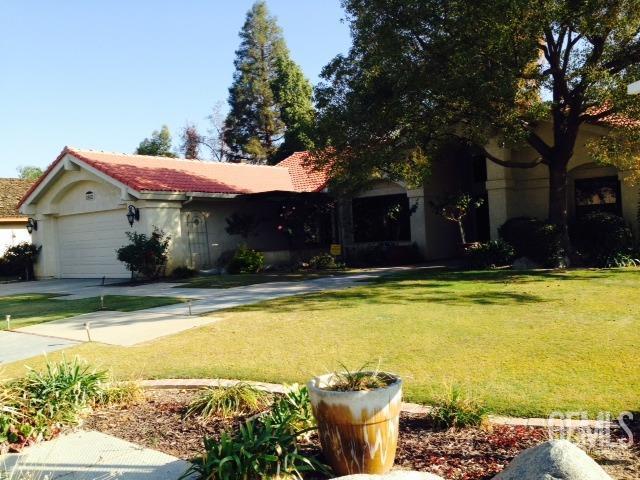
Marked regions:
[0,178,35,221]
[20,147,330,207]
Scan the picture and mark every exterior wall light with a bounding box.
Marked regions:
[26,217,38,234]
[126,205,140,227]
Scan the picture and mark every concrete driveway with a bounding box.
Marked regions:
[1,266,428,362]
[0,330,78,365]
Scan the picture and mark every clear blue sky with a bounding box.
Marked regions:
[0,1,351,177]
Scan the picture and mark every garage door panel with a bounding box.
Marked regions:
[58,210,131,278]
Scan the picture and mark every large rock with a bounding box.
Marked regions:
[337,471,444,480]
[493,440,612,480]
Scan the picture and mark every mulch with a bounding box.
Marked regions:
[84,389,640,480]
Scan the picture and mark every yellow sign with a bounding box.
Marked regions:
[330,244,342,256]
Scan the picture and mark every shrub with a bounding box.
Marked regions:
[268,385,316,433]
[1,243,41,280]
[429,385,488,429]
[308,253,338,270]
[464,240,515,269]
[186,383,272,420]
[226,246,265,274]
[499,217,565,267]
[171,266,197,279]
[183,416,330,480]
[96,382,143,407]
[116,227,170,280]
[570,212,636,267]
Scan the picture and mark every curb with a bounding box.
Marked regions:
[138,378,617,429]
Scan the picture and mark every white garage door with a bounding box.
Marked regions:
[58,210,130,278]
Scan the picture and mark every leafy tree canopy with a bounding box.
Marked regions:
[135,125,177,157]
[316,0,640,236]
[225,1,315,164]
[17,166,44,180]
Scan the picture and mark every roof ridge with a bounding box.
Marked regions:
[68,147,290,169]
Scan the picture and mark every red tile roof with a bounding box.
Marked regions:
[20,147,330,207]
[276,151,329,192]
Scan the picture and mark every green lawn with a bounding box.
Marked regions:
[0,294,186,330]
[178,270,356,288]
[3,268,639,417]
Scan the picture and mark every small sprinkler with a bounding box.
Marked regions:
[5,315,10,330]
[188,300,192,316]
[100,295,105,310]
[84,321,92,342]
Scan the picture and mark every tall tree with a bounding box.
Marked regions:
[180,123,202,160]
[16,166,43,180]
[225,1,315,164]
[136,125,177,157]
[316,0,640,248]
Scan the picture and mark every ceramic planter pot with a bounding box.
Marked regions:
[307,372,402,476]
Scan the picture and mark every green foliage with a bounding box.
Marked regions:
[116,228,170,279]
[224,1,315,164]
[95,382,143,407]
[183,415,329,480]
[464,240,515,270]
[186,383,272,420]
[225,213,260,239]
[315,0,640,230]
[268,385,316,433]
[226,246,265,274]
[325,364,393,392]
[499,217,565,267]
[570,212,637,267]
[430,193,485,244]
[0,243,41,280]
[307,253,338,270]
[1,358,108,449]
[135,125,177,157]
[16,166,43,180]
[171,266,198,279]
[429,385,488,429]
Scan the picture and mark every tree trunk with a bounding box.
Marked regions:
[547,160,571,255]
[457,220,466,244]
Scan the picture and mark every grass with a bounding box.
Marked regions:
[0,294,185,330]
[2,268,639,417]
[177,270,356,289]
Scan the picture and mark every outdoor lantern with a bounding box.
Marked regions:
[26,217,37,234]
[126,205,140,227]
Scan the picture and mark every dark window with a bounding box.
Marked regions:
[574,176,621,217]
[352,194,411,243]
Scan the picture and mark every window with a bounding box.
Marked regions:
[574,176,621,217]
[85,191,95,201]
[352,194,411,243]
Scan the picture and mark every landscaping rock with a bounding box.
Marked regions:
[492,439,613,480]
[337,471,444,480]
[512,257,541,270]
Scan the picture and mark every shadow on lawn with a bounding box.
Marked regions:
[230,268,582,313]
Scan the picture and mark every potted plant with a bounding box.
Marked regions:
[307,366,403,476]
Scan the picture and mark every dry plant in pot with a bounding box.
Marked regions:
[307,365,402,476]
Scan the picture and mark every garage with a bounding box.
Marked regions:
[57,209,130,278]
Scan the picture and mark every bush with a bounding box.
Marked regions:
[116,228,170,280]
[171,266,197,279]
[268,385,316,433]
[308,253,338,270]
[499,217,565,267]
[96,382,143,407]
[570,212,637,267]
[183,416,330,480]
[186,383,272,420]
[464,240,515,269]
[429,385,488,429]
[1,243,41,280]
[226,246,265,274]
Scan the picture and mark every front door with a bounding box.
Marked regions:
[185,212,211,270]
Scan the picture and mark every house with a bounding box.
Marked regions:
[19,120,639,279]
[0,178,34,254]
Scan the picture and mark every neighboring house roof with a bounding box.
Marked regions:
[0,178,34,221]
[20,147,330,207]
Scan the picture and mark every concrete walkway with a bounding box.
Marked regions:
[1,430,193,479]
[0,330,78,365]
[13,267,420,347]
